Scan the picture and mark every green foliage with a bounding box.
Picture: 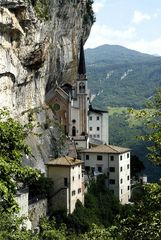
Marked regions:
[0,109,41,212]
[32,0,50,21]
[130,89,161,165]
[114,181,161,240]
[39,217,66,240]
[56,176,121,235]
[85,45,161,108]
[85,0,96,24]
[0,209,39,240]
[78,224,116,240]
[108,107,161,181]
[29,174,53,199]
[130,155,145,178]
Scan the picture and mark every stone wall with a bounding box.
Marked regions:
[29,198,47,229]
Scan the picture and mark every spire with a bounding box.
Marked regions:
[78,39,86,75]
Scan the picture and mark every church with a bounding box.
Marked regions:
[45,40,109,150]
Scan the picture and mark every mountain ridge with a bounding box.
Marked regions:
[85,44,161,108]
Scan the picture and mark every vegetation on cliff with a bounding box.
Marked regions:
[31,0,50,21]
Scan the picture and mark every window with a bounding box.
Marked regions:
[121,189,123,194]
[79,82,85,93]
[127,153,130,158]
[110,156,114,161]
[72,176,74,181]
[120,166,123,172]
[78,188,81,194]
[97,155,103,161]
[127,186,130,190]
[89,134,92,138]
[120,155,122,160]
[120,178,123,184]
[64,178,68,187]
[97,116,100,120]
[98,166,102,172]
[109,179,115,184]
[127,175,130,180]
[72,126,76,136]
[86,155,89,160]
[89,127,92,131]
[85,166,90,173]
[127,164,130,169]
[109,167,115,172]
[97,127,100,131]
[89,116,92,120]
[97,134,100,138]
[72,190,76,196]
[78,174,80,179]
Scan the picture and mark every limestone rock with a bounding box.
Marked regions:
[0,0,92,171]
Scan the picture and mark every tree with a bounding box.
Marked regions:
[78,224,116,240]
[114,181,161,240]
[39,217,66,240]
[0,109,40,212]
[129,88,161,165]
[130,155,145,178]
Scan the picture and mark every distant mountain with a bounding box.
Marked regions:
[85,45,161,108]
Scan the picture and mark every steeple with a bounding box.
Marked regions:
[78,39,86,78]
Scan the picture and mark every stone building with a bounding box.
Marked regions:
[46,156,84,214]
[46,40,90,150]
[79,144,131,204]
[45,40,109,150]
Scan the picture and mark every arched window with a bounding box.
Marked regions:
[72,126,76,136]
[79,82,85,93]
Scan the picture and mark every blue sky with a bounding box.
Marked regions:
[85,0,161,55]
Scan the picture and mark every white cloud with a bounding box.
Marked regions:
[93,0,105,13]
[85,23,136,49]
[132,10,151,24]
[127,38,161,55]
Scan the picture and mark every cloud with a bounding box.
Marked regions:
[85,23,136,49]
[132,10,152,24]
[93,0,105,13]
[85,23,161,56]
[127,38,161,55]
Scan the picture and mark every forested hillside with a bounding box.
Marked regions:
[85,45,161,181]
[85,45,161,108]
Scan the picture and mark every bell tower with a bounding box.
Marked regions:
[77,39,89,136]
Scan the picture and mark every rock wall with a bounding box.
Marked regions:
[0,0,92,171]
[29,198,47,229]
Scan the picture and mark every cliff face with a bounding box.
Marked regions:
[0,0,92,171]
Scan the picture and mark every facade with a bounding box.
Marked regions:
[79,144,131,204]
[88,105,109,145]
[45,40,109,150]
[45,40,89,150]
[46,156,84,214]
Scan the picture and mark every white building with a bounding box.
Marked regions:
[88,105,109,145]
[46,156,84,214]
[79,144,131,204]
[45,40,109,150]
[45,40,89,150]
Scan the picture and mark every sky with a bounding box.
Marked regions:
[85,0,161,55]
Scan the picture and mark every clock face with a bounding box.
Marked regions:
[53,103,60,111]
